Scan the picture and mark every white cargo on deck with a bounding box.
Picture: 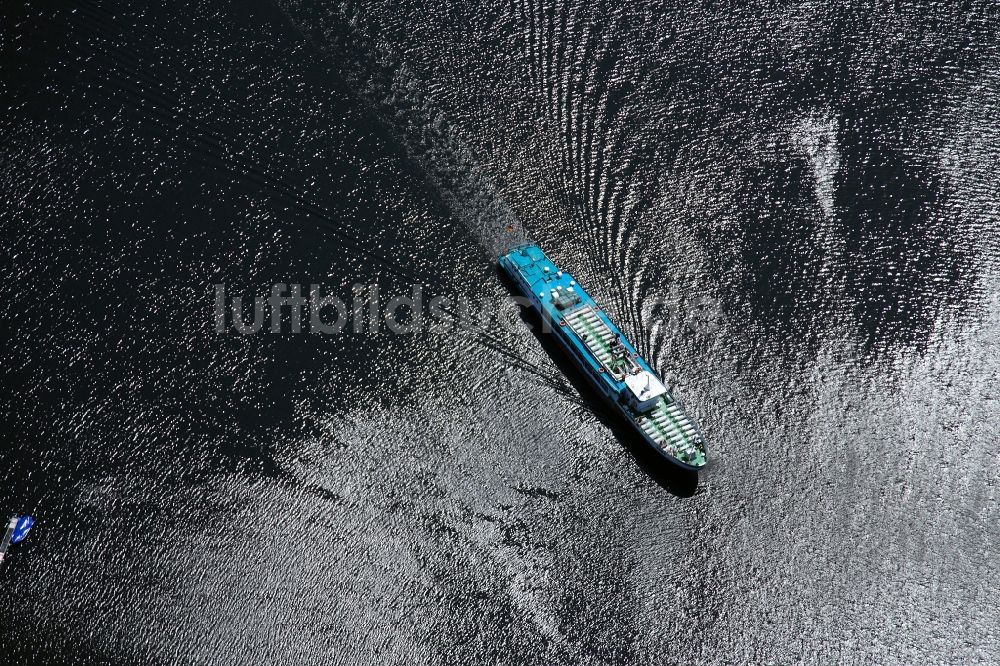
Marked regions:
[624,371,666,412]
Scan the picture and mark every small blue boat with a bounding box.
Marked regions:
[499,244,708,471]
[0,515,33,565]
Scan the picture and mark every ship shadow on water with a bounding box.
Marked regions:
[497,269,699,498]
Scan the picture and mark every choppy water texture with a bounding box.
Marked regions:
[2,0,999,663]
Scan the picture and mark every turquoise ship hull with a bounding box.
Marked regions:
[499,244,708,471]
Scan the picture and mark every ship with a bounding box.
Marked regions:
[499,244,707,471]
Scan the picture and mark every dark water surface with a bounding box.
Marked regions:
[2,0,998,663]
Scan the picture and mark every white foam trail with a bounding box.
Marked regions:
[791,113,840,221]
